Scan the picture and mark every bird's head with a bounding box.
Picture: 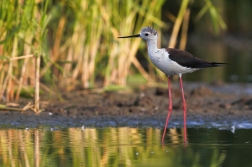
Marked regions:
[139,26,158,41]
[118,26,158,41]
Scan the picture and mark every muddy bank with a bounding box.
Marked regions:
[1,82,252,129]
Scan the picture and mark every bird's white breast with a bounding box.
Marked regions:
[148,48,198,76]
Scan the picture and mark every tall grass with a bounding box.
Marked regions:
[0,0,226,111]
[103,0,165,86]
[0,0,49,112]
[39,0,165,89]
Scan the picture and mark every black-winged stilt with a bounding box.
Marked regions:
[118,26,226,143]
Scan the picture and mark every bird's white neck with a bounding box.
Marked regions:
[146,39,158,54]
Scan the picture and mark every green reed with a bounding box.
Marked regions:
[0,0,49,112]
[0,0,226,111]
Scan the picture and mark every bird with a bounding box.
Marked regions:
[118,26,226,143]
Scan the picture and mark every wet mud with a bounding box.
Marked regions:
[1,82,252,128]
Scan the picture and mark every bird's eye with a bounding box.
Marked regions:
[145,33,149,36]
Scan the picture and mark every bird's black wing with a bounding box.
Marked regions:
[167,48,226,68]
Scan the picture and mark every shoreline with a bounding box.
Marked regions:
[1,82,252,129]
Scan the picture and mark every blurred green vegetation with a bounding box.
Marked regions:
[0,0,166,102]
[2,0,251,104]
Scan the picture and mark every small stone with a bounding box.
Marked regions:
[219,103,231,109]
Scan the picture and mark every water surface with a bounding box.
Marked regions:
[0,126,251,167]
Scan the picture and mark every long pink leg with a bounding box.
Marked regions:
[162,77,172,143]
[179,75,187,143]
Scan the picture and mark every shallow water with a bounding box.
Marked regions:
[0,126,251,167]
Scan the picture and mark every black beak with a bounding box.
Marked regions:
[118,34,140,38]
